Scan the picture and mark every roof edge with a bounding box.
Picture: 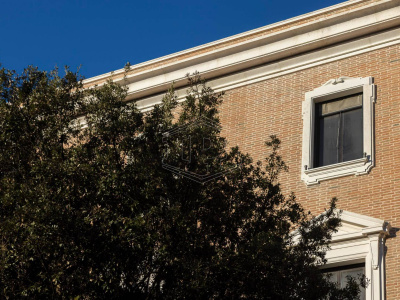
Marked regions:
[83,0,375,85]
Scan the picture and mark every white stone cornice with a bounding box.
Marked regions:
[83,0,400,110]
[134,25,400,111]
[83,0,374,86]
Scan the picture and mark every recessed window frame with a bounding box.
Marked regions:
[301,77,376,186]
[323,263,366,299]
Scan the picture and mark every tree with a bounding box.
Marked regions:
[0,66,364,299]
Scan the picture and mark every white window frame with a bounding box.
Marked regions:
[301,76,376,185]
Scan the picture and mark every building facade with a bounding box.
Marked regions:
[84,0,400,298]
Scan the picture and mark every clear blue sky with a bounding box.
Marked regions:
[0,0,344,79]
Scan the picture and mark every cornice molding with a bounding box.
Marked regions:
[83,0,374,85]
[135,25,400,111]
[82,0,400,110]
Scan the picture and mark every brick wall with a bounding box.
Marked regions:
[218,43,400,299]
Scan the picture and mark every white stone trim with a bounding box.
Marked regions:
[83,0,374,86]
[320,210,391,300]
[301,77,376,185]
[134,24,400,112]
[82,0,400,109]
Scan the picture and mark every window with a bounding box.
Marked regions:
[301,77,375,185]
[318,210,391,300]
[314,93,363,167]
[292,210,390,300]
[292,210,391,300]
[323,263,366,299]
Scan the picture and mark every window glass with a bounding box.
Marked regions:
[317,114,340,166]
[323,265,365,300]
[320,94,362,115]
[314,93,363,167]
[342,108,363,162]
[340,268,365,300]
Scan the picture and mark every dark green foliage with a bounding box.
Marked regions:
[0,67,363,299]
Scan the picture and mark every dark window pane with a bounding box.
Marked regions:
[317,113,340,167]
[314,93,363,168]
[341,108,363,161]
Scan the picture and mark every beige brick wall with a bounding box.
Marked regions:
[219,43,400,299]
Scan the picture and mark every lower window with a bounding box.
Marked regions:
[323,263,366,299]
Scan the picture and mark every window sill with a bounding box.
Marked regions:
[303,157,372,186]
